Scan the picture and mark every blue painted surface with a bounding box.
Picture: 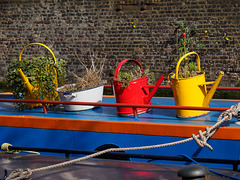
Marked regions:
[0,96,240,169]
[0,126,239,169]
[0,96,239,126]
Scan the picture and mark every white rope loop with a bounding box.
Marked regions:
[5,103,240,180]
[6,169,32,180]
[192,130,213,151]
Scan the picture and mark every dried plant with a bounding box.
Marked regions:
[58,51,106,92]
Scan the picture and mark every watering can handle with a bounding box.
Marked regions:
[114,59,144,79]
[17,43,58,93]
[167,72,175,88]
[63,92,77,98]
[19,43,57,64]
[175,52,201,79]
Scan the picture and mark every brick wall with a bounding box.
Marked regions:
[0,0,240,86]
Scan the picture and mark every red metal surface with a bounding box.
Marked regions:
[42,103,47,113]
[113,59,150,115]
[146,75,165,104]
[104,85,240,90]
[0,98,229,115]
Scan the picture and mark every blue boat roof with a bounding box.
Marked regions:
[0,96,239,127]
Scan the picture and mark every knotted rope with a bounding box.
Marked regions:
[6,169,32,180]
[192,103,240,151]
[5,103,240,180]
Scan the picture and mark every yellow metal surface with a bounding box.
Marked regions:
[18,43,58,108]
[202,71,224,107]
[169,52,223,118]
[17,68,34,94]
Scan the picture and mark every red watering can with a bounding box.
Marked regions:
[113,59,165,116]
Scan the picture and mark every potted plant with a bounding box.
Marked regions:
[113,59,165,116]
[56,52,105,112]
[167,21,226,118]
[6,43,67,110]
[168,52,224,118]
[173,20,206,78]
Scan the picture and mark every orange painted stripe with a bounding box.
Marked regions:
[0,115,239,140]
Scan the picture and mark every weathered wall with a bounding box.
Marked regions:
[0,0,240,86]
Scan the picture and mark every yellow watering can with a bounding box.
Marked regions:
[168,52,224,118]
[17,43,58,108]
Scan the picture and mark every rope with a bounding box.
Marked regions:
[6,169,32,180]
[191,103,240,151]
[5,103,240,180]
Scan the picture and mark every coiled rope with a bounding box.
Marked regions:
[5,103,240,180]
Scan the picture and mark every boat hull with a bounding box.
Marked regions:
[0,96,239,170]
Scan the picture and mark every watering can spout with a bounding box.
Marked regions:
[17,68,35,94]
[202,71,224,107]
[146,75,165,104]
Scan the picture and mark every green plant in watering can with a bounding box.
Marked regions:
[6,55,67,110]
[174,20,205,78]
[117,66,155,88]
